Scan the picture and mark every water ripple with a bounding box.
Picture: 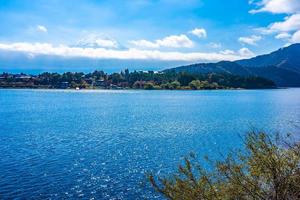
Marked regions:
[0,89,300,199]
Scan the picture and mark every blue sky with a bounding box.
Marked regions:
[0,0,300,71]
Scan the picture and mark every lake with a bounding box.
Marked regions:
[0,89,299,199]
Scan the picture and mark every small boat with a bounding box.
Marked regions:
[75,87,80,90]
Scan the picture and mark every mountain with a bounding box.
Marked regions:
[236,43,300,73]
[166,43,300,87]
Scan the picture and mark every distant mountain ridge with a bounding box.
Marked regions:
[236,43,300,72]
[166,43,300,87]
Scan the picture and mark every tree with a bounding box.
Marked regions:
[79,80,89,89]
[110,73,124,84]
[133,81,144,89]
[144,82,155,90]
[1,70,276,90]
[124,69,130,81]
[149,131,300,200]
[178,73,196,86]
[170,81,181,90]
[189,80,202,90]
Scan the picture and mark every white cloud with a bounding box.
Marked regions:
[291,30,300,43]
[283,42,292,47]
[252,8,300,40]
[249,0,300,14]
[255,14,300,35]
[254,27,274,35]
[157,34,194,48]
[269,14,300,33]
[238,48,255,57]
[93,38,118,48]
[130,40,159,48]
[238,35,262,45]
[130,34,194,49]
[77,34,119,49]
[249,0,300,40]
[0,42,251,62]
[189,28,207,38]
[219,48,255,57]
[36,25,47,33]
[220,49,235,55]
[275,32,291,40]
[208,43,222,49]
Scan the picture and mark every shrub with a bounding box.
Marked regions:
[170,81,181,90]
[144,82,155,90]
[189,80,202,90]
[149,131,300,200]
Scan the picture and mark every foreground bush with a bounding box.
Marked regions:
[149,132,300,200]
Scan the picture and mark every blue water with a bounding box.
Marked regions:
[0,89,299,199]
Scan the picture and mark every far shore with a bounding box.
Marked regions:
[0,86,284,91]
[0,70,279,90]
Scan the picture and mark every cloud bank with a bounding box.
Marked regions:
[76,34,119,49]
[250,0,300,45]
[250,0,300,14]
[130,34,194,49]
[0,42,252,62]
[269,14,300,33]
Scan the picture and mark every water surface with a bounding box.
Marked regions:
[0,89,299,199]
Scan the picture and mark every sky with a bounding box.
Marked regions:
[0,0,300,72]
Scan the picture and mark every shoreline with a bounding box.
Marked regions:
[0,86,284,91]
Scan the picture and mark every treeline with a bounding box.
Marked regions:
[0,69,276,89]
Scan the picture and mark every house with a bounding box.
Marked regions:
[84,78,93,85]
[94,79,108,87]
[15,74,32,81]
[60,82,69,89]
